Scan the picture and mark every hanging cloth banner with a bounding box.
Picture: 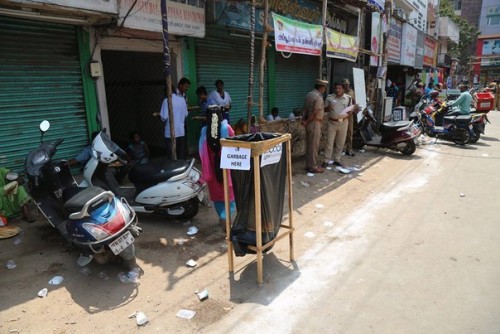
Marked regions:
[272,12,323,56]
[325,28,358,62]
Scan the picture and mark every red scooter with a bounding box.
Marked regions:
[353,107,421,155]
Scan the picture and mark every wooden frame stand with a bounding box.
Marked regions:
[220,133,295,284]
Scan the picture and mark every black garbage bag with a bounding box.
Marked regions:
[229,133,287,256]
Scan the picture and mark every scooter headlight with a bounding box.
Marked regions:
[189,168,201,182]
[83,223,111,240]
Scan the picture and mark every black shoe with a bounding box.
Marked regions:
[333,161,343,167]
[345,151,355,157]
[321,162,328,168]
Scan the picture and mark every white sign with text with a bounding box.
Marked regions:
[118,0,205,37]
[220,147,251,170]
[261,143,283,167]
[11,0,118,13]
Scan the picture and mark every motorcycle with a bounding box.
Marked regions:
[25,121,141,269]
[469,112,491,143]
[353,107,421,155]
[416,103,473,145]
[79,131,206,220]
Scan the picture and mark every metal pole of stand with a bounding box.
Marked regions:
[253,154,263,284]
[223,168,234,272]
[286,139,295,261]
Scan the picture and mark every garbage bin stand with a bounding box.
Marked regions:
[221,133,295,284]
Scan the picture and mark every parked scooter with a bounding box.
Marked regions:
[25,121,141,269]
[416,103,473,145]
[79,131,206,219]
[353,107,421,155]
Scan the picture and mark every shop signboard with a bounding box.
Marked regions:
[407,0,428,33]
[11,0,118,13]
[272,13,323,56]
[400,23,417,67]
[415,30,424,69]
[481,38,500,66]
[387,19,402,64]
[118,0,205,37]
[325,28,358,62]
[368,0,385,11]
[210,0,322,33]
[423,36,437,67]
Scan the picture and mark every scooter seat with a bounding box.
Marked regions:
[379,121,409,135]
[63,186,105,214]
[129,159,191,185]
[444,115,471,125]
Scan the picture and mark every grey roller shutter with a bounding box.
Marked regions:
[0,16,88,172]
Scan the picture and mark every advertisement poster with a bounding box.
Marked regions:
[387,19,402,64]
[118,0,205,37]
[325,28,358,62]
[370,12,381,66]
[272,12,323,56]
[400,23,417,67]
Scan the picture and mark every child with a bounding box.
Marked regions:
[249,115,260,134]
[128,131,150,165]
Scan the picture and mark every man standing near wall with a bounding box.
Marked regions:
[342,78,356,157]
[302,79,328,174]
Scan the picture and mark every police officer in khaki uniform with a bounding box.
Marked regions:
[302,79,328,173]
[323,82,357,168]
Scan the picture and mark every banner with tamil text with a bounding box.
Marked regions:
[325,28,358,62]
[272,12,323,56]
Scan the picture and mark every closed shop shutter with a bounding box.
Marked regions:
[196,32,268,124]
[275,54,318,114]
[0,17,88,172]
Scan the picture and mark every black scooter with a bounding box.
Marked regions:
[353,107,421,155]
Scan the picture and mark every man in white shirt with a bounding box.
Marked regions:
[160,91,189,160]
[266,107,282,121]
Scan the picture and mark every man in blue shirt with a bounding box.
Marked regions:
[447,84,472,116]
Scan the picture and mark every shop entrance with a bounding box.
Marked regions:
[101,49,179,156]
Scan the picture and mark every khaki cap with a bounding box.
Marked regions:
[315,79,328,86]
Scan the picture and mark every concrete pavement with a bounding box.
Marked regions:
[204,110,500,334]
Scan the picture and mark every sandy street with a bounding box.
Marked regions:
[1,111,500,333]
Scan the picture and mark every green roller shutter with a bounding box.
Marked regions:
[275,53,318,114]
[0,16,88,172]
[195,31,268,124]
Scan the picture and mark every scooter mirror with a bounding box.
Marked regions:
[40,120,50,133]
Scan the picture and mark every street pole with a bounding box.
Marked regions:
[259,0,269,120]
[319,0,327,79]
[161,0,176,159]
[247,0,255,132]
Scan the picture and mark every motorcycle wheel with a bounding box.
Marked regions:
[453,128,470,145]
[352,131,365,150]
[401,140,416,155]
[469,129,481,144]
[164,198,200,219]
